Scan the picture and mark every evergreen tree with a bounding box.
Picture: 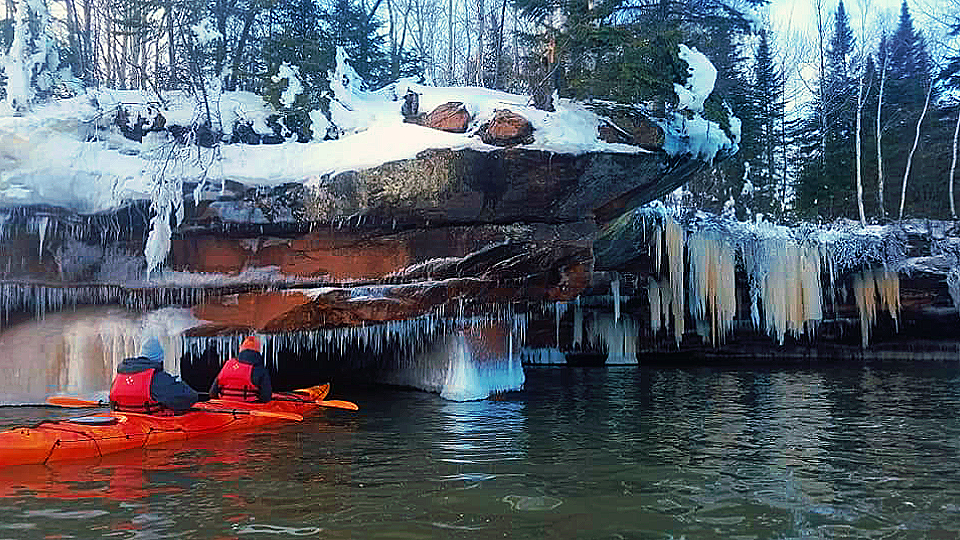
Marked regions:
[511,0,763,114]
[746,28,783,219]
[885,0,936,218]
[262,0,331,141]
[886,0,932,128]
[796,0,856,220]
[319,0,390,89]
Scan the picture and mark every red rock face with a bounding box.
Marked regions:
[478,110,534,147]
[172,232,413,279]
[422,102,471,133]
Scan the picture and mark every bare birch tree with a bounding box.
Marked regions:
[853,0,875,226]
[950,102,960,219]
[898,77,933,220]
[876,35,888,218]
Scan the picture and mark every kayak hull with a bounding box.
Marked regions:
[0,384,329,468]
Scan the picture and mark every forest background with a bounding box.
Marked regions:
[1,0,960,225]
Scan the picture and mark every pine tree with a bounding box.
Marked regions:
[796,0,856,220]
[262,0,331,141]
[319,0,389,89]
[748,28,784,220]
[885,0,935,219]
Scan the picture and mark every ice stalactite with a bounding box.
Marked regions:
[572,296,583,347]
[647,277,662,334]
[0,306,198,404]
[740,237,825,345]
[853,268,900,348]
[0,283,210,326]
[441,330,525,401]
[612,278,621,323]
[588,312,639,364]
[554,301,567,347]
[186,309,529,401]
[646,210,686,346]
[687,230,737,345]
[665,214,686,345]
[948,268,960,315]
[37,215,49,257]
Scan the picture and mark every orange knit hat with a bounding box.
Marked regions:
[240,335,261,353]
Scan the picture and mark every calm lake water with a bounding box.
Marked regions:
[1,364,960,539]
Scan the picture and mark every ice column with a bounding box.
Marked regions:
[588,312,639,364]
[441,326,525,401]
[648,211,685,345]
[853,268,900,348]
[687,230,737,345]
[742,236,825,345]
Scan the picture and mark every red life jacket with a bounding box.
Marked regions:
[109,369,171,415]
[216,358,259,402]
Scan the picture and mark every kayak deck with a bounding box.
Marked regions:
[0,384,329,468]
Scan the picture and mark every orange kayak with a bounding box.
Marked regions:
[0,384,329,468]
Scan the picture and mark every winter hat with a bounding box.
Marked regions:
[140,337,164,364]
[240,335,262,353]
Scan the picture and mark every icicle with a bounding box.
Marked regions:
[520,347,565,364]
[572,296,583,347]
[853,268,901,347]
[664,213,685,345]
[647,277,661,334]
[37,215,49,258]
[587,313,638,364]
[853,270,877,348]
[687,230,737,346]
[551,301,568,348]
[611,277,621,323]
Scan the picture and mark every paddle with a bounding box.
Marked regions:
[45,397,303,421]
[206,395,360,411]
[317,399,359,411]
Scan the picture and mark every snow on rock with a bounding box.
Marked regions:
[674,44,716,114]
[0,46,736,217]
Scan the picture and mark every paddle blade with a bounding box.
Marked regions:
[46,397,105,408]
[318,399,359,411]
[248,410,304,421]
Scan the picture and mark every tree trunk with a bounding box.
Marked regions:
[855,71,867,227]
[898,81,933,220]
[476,0,484,86]
[448,0,453,84]
[494,0,506,89]
[463,0,471,82]
[167,0,176,88]
[876,53,887,219]
[214,0,228,77]
[228,2,259,91]
[63,0,81,78]
[950,105,960,219]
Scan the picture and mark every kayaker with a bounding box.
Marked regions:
[209,335,273,402]
[109,337,200,415]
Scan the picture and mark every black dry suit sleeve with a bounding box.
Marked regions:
[151,371,200,412]
[254,362,272,402]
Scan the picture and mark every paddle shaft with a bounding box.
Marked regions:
[45,397,302,420]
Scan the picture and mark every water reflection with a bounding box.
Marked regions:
[2,366,960,538]
[640,365,960,538]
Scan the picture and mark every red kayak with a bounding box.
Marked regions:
[0,384,330,468]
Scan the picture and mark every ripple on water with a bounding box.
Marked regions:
[501,495,563,511]
[234,523,323,536]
